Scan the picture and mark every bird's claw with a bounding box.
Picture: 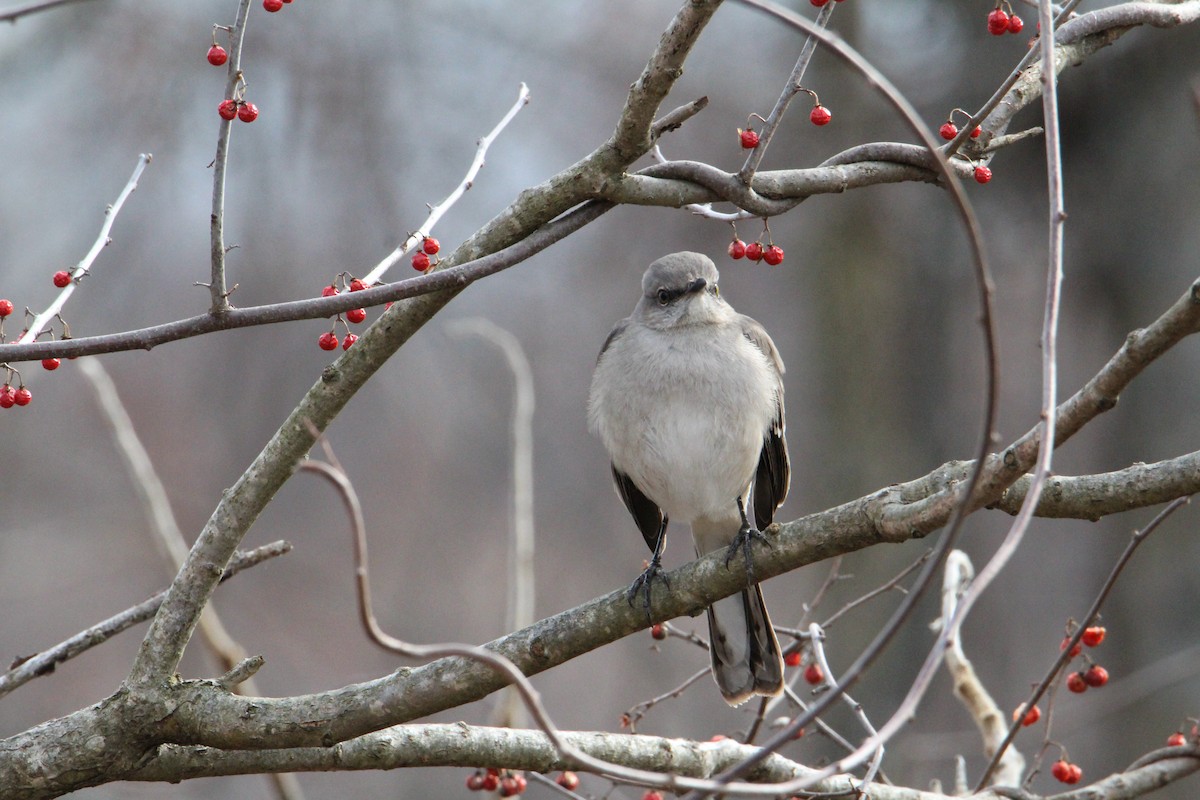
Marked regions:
[724,522,772,583]
[627,558,670,623]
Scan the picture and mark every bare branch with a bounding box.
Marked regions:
[208,0,254,313]
[13,154,150,347]
[0,541,290,699]
[362,83,532,286]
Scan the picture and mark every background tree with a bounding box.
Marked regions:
[1,1,1199,798]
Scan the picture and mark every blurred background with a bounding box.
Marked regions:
[1,1,1199,797]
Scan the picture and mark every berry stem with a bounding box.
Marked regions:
[735,2,838,186]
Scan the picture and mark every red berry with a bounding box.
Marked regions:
[974,165,993,184]
[987,8,1010,35]
[13,386,31,407]
[52,270,71,288]
[0,385,14,409]
[1066,672,1088,693]
[422,236,441,255]
[342,333,358,350]
[42,357,61,371]
[1051,759,1076,784]
[740,128,760,149]
[650,623,666,640]
[939,121,958,140]
[346,308,366,324]
[206,44,228,66]
[263,0,283,10]
[412,251,431,271]
[763,245,784,266]
[318,331,339,351]
[1168,732,1187,747]
[971,126,982,139]
[784,651,802,668]
[238,102,259,123]
[1007,14,1024,34]
[1081,626,1106,647]
[349,278,367,292]
[481,773,499,792]
[643,792,664,800]
[1083,665,1109,687]
[811,0,830,6]
[218,99,238,120]
[1068,764,1083,784]
[1013,703,1041,726]
[804,663,823,685]
[809,105,832,126]
[321,284,339,298]
[745,242,763,262]
[0,299,12,317]
[513,774,527,793]
[556,772,580,790]
[466,773,485,791]
[1061,636,1082,658]
[498,777,520,797]
[728,239,746,260]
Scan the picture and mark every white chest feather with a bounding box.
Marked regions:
[588,322,778,523]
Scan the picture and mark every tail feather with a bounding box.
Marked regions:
[706,584,783,706]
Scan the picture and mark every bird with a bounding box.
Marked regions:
[587,251,790,705]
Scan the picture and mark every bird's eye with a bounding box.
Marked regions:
[656,288,671,306]
[711,285,720,297]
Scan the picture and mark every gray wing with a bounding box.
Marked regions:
[740,315,790,529]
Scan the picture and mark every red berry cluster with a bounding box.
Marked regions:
[263,0,294,11]
[728,222,785,266]
[217,98,259,123]
[1060,624,1110,695]
[0,382,32,409]
[987,4,1025,35]
[412,236,440,272]
[938,108,983,142]
[315,275,378,352]
[810,0,848,7]
[1051,758,1082,785]
[465,768,527,797]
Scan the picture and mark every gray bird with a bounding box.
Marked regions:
[588,251,789,705]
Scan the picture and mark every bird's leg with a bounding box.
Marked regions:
[628,519,670,622]
[724,496,772,582]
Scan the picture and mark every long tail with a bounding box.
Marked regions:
[706,584,784,706]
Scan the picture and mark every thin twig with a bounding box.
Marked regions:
[736,1,836,183]
[14,154,151,346]
[361,83,531,286]
[975,497,1191,790]
[0,0,94,23]
[0,541,290,699]
[208,0,254,313]
[2,200,613,364]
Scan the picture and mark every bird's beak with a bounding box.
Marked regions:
[685,277,708,295]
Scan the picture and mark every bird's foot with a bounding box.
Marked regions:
[724,520,772,583]
[627,556,670,623]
